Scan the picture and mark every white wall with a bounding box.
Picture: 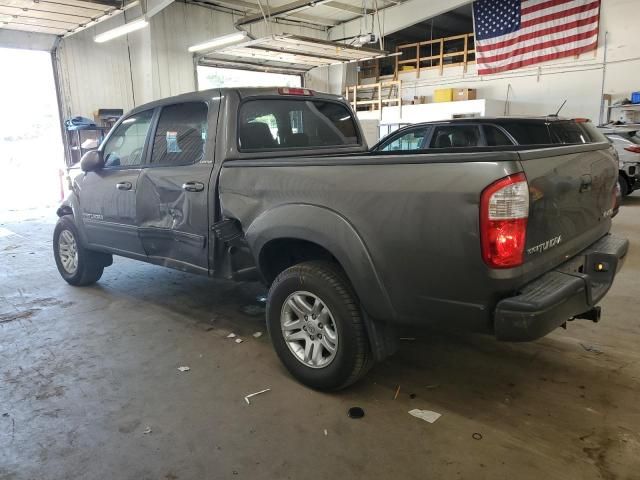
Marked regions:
[55,15,137,119]
[55,2,328,118]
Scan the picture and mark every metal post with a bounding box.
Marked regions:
[598,31,609,126]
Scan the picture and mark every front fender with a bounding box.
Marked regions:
[245,203,395,322]
[56,193,89,247]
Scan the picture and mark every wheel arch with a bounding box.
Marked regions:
[55,194,89,246]
[246,204,395,322]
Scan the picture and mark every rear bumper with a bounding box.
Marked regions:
[494,234,629,341]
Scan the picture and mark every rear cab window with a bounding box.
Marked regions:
[238,98,360,151]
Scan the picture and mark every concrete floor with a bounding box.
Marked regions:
[1,198,640,480]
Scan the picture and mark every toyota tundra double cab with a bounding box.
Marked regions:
[54,88,628,390]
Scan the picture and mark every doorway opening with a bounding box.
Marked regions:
[197,65,302,90]
[0,48,64,218]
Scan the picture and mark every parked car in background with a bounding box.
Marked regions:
[598,126,640,196]
[371,117,608,151]
[372,119,637,202]
[54,90,627,390]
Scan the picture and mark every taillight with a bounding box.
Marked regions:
[480,173,529,268]
[624,145,640,153]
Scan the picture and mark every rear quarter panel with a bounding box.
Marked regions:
[219,152,523,332]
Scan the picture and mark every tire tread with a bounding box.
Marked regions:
[270,260,373,390]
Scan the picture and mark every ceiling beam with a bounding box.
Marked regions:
[322,1,361,15]
[234,0,334,26]
[204,0,336,27]
[329,0,470,39]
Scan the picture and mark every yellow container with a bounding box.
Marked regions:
[434,88,454,103]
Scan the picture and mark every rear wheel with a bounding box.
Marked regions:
[267,261,373,390]
[619,174,631,197]
[53,215,106,286]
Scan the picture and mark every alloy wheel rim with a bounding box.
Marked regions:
[58,229,78,274]
[280,291,338,369]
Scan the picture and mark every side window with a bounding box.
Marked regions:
[103,110,153,168]
[151,102,208,165]
[429,125,481,148]
[549,121,606,144]
[500,122,551,145]
[484,125,514,146]
[380,128,428,151]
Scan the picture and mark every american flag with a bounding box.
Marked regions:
[472,0,601,75]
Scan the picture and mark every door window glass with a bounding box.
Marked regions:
[499,122,551,145]
[484,125,513,146]
[549,120,607,144]
[429,125,481,148]
[380,128,428,151]
[151,102,209,165]
[103,110,153,167]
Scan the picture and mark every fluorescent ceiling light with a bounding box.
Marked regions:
[95,17,148,43]
[188,31,249,53]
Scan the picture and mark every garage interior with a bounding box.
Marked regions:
[1,1,640,479]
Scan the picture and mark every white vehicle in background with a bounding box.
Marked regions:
[599,126,640,196]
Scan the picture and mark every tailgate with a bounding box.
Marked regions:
[519,143,618,272]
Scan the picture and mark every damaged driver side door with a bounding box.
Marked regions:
[136,100,216,274]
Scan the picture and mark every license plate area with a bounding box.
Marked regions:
[556,255,586,275]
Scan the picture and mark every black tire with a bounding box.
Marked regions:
[266,261,373,390]
[53,215,105,286]
[619,174,631,197]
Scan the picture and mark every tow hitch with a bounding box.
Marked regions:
[573,306,602,323]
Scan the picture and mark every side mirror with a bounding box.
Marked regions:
[80,150,104,172]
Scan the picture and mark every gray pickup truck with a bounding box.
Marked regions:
[54,87,628,390]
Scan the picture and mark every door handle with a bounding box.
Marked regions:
[182,181,205,192]
[579,175,592,193]
[116,182,132,191]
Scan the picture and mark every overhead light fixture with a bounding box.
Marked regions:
[94,17,148,43]
[188,31,249,53]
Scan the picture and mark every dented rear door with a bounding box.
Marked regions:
[136,99,218,274]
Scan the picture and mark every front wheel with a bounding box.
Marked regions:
[266,261,373,390]
[53,215,106,286]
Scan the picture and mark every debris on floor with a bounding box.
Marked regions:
[240,305,266,316]
[177,366,190,372]
[425,384,440,389]
[235,338,243,344]
[348,407,365,419]
[226,333,237,338]
[252,331,263,338]
[244,388,271,405]
[409,393,417,399]
[580,343,604,355]
[472,432,483,440]
[408,409,441,424]
[324,429,328,436]
[143,426,152,435]
[393,385,401,400]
